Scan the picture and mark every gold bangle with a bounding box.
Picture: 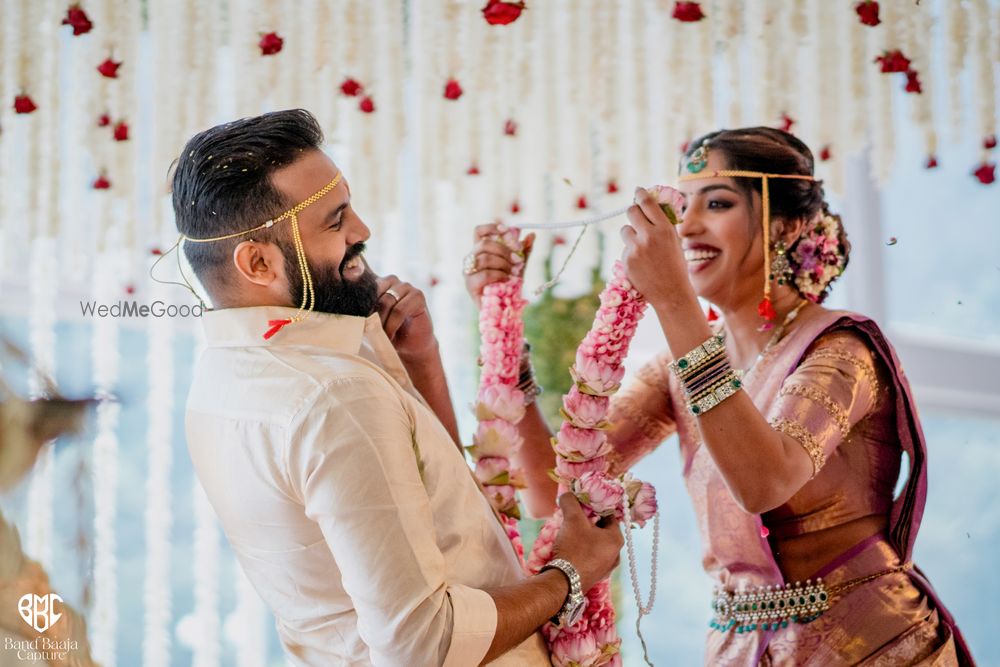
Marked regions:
[670,334,726,379]
[687,370,743,416]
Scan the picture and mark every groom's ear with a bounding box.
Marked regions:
[232,240,285,289]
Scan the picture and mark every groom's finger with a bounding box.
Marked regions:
[558,493,586,524]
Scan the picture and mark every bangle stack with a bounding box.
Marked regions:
[669,334,743,416]
[517,343,543,405]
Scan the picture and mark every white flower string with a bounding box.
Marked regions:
[946,0,969,141]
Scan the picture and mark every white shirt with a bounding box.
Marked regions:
[185,306,550,666]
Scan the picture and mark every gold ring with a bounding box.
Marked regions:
[462,253,479,276]
[385,287,400,302]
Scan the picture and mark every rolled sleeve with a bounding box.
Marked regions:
[287,373,496,666]
[443,584,497,667]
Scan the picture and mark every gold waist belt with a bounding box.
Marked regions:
[709,563,912,634]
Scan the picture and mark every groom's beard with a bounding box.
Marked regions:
[282,241,379,317]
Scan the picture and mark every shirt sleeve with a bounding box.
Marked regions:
[607,351,678,475]
[286,374,497,667]
[766,330,882,478]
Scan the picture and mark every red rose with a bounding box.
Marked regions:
[97,57,121,78]
[973,162,996,185]
[607,180,619,194]
[779,113,795,132]
[854,1,881,26]
[113,120,129,141]
[819,145,832,161]
[510,200,520,214]
[481,0,526,26]
[503,119,517,136]
[259,32,283,56]
[339,77,363,96]
[93,174,111,190]
[62,5,93,35]
[13,95,37,114]
[467,163,480,175]
[672,1,705,22]
[443,78,463,100]
[925,155,938,169]
[904,70,922,94]
[985,135,998,150]
[97,113,111,127]
[874,50,910,73]
[576,195,588,209]
[359,96,375,113]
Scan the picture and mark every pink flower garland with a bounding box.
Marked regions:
[469,227,531,564]
[472,237,659,664]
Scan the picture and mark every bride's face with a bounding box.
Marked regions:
[676,151,765,308]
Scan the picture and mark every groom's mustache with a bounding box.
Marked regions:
[339,242,367,276]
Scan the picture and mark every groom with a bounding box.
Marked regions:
[173,109,623,666]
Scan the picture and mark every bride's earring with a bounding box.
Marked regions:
[769,240,794,287]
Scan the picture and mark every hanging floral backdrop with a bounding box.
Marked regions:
[0,0,998,665]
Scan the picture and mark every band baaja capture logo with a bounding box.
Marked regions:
[18,593,62,633]
[5,594,79,662]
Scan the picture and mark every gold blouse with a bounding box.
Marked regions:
[608,329,897,539]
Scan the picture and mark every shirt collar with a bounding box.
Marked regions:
[200,306,374,354]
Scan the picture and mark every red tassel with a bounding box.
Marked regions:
[757,297,776,321]
[706,306,719,322]
[263,318,293,340]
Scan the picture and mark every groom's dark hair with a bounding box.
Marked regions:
[171,109,325,292]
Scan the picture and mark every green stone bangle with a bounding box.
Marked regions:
[670,334,726,380]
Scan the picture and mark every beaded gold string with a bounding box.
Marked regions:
[679,159,815,325]
[152,173,342,340]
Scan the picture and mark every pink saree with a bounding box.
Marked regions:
[610,307,974,666]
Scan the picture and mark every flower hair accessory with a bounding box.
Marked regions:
[789,212,847,303]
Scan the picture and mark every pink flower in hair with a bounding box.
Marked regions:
[572,471,625,517]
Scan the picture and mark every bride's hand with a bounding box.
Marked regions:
[620,186,694,310]
[463,223,535,305]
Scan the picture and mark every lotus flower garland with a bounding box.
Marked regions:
[472,236,659,664]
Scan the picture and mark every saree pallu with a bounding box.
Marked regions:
[668,308,974,666]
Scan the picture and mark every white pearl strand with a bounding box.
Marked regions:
[620,480,660,667]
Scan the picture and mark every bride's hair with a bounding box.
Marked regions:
[683,127,851,303]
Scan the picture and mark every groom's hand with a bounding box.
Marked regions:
[376,276,437,363]
[551,493,624,592]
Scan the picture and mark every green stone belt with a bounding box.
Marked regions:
[710,579,831,633]
[709,563,912,634]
